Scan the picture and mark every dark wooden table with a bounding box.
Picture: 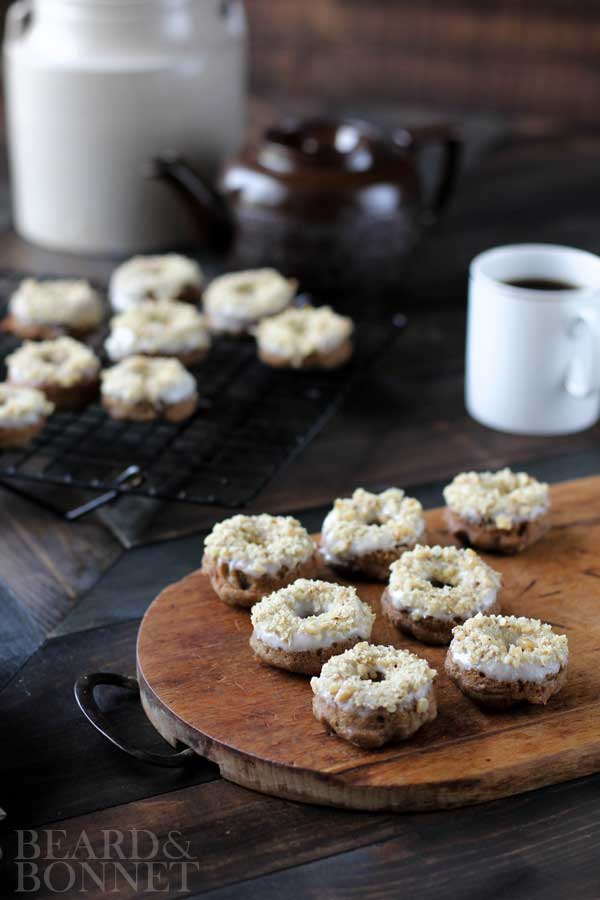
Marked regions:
[2,112,600,899]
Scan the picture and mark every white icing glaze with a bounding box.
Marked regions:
[254,624,364,652]
[337,682,432,713]
[448,648,560,683]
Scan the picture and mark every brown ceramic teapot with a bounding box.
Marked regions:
[150,117,460,298]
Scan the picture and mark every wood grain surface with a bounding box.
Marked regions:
[137,476,600,812]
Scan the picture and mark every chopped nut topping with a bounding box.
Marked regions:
[388,544,501,620]
[251,579,374,648]
[321,487,424,558]
[254,305,353,366]
[203,514,315,578]
[6,337,100,388]
[311,642,436,713]
[444,468,549,530]
[10,278,104,330]
[449,613,568,672]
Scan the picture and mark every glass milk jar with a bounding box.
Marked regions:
[3,0,247,253]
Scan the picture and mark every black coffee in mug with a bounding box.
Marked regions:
[504,277,579,290]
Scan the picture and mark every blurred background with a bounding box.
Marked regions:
[244,0,600,119]
[1,1,598,117]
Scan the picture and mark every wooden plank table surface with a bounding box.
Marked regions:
[2,108,600,898]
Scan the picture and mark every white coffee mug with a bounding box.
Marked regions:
[466,244,600,435]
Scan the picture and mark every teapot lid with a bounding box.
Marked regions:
[258,117,401,175]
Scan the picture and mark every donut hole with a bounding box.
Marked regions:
[40,348,64,365]
[235,282,256,296]
[293,600,320,620]
[360,668,385,683]
[428,577,456,590]
[364,516,383,526]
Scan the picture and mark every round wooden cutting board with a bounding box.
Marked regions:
[137,480,600,811]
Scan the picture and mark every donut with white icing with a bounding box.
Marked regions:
[254,305,353,369]
[105,300,211,366]
[381,545,502,645]
[444,468,550,553]
[446,613,568,708]
[250,579,374,675]
[6,336,101,409]
[311,642,437,748]
[101,355,198,423]
[109,255,204,313]
[321,487,425,580]
[2,278,104,338]
[202,514,318,607]
[203,268,297,335]
[0,383,54,448]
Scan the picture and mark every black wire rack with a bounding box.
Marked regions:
[0,270,404,513]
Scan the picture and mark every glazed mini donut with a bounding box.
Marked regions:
[109,254,204,312]
[446,613,568,708]
[443,468,550,553]
[2,278,104,339]
[101,355,198,423]
[250,579,375,675]
[381,545,501,645]
[311,641,437,749]
[6,336,101,409]
[254,305,354,369]
[104,300,211,366]
[321,487,425,580]
[202,514,318,607]
[203,268,297,335]
[0,383,54,448]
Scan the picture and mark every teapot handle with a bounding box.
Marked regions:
[394,124,461,224]
[146,153,233,252]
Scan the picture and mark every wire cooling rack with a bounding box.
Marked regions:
[0,270,404,513]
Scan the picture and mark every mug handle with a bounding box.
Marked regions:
[564,309,600,399]
[394,124,462,223]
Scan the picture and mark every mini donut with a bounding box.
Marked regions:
[446,613,568,708]
[381,545,501,645]
[321,487,425,580]
[254,305,354,370]
[104,300,211,366]
[101,355,198,423]
[202,514,318,607]
[444,468,550,553]
[2,278,104,339]
[250,579,375,675]
[109,254,204,312]
[6,336,101,409]
[311,641,437,749]
[0,383,54,448]
[203,268,297,335]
